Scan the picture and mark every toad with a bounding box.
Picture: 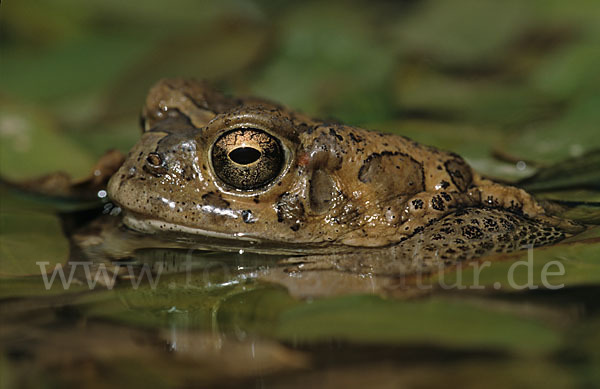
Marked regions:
[107,78,580,275]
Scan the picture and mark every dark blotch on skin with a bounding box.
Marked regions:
[242,210,255,224]
[349,132,363,143]
[444,158,473,192]
[440,227,453,234]
[412,199,424,209]
[462,225,484,240]
[483,217,499,232]
[202,192,230,208]
[431,195,445,211]
[329,128,343,141]
[358,151,425,198]
[275,192,305,229]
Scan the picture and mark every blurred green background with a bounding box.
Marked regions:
[3,0,600,183]
[1,0,600,388]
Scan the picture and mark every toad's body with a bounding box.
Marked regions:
[107,79,575,273]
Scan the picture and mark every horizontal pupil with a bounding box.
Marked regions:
[229,147,261,165]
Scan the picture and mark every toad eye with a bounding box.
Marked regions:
[211,128,284,190]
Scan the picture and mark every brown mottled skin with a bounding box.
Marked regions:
[107,78,579,274]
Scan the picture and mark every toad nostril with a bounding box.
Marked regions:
[146,152,163,167]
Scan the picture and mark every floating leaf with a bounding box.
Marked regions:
[0,193,69,276]
[3,149,124,205]
[519,150,600,192]
[274,295,561,353]
[560,204,600,225]
[502,94,600,164]
[0,103,96,181]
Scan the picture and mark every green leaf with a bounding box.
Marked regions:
[0,276,88,299]
[519,150,600,192]
[502,94,600,164]
[0,193,69,276]
[0,31,157,103]
[561,204,600,225]
[392,67,554,127]
[0,103,95,181]
[275,295,561,353]
[391,0,535,66]
[249,2,396,124]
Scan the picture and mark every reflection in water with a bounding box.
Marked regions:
[2,284,597,388]
[0,206,598,387]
